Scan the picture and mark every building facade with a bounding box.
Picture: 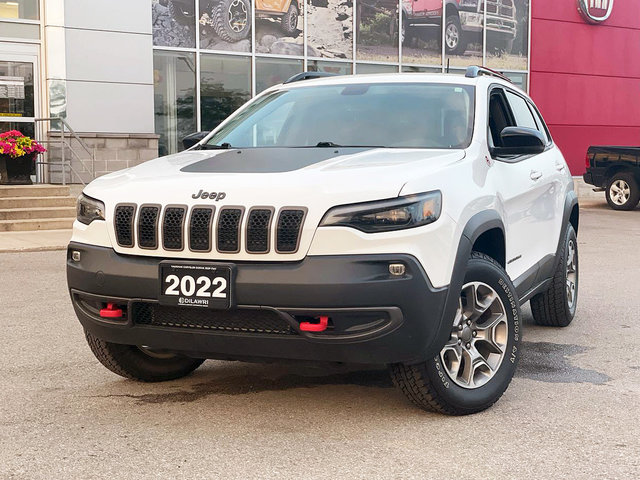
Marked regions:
[0,0,637,180]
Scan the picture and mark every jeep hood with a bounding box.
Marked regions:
[85,147,465,206]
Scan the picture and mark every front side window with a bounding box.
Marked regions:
[205,83,475,149]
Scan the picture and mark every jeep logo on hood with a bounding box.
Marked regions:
[578,0,614,24]
[192,190,226,201]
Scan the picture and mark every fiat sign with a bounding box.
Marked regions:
[578,0,614,24]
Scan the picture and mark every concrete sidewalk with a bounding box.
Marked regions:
[0,229,72,253]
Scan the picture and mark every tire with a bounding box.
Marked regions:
[168,0,195,26]
[530,224,579,327]
[85,330,204,382]
[390,252,521,415]
[605,172,640,211]
[280,3,299,35]
[213,0,251,42]
[445,15,467,55]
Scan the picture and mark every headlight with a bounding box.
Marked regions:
[319,191,442,233]
[77,193,105,225]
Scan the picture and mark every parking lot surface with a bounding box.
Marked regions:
[1,200,639,479]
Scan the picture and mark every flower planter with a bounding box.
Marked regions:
[0,153,35,185]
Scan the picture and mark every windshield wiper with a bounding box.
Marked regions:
[200,142,233,150]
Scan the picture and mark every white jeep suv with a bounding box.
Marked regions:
[67,67,579,415]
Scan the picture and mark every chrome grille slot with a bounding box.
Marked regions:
[217,208,243,252]
[276,209,305,253]
[138,205,159,249]
[114,204,136,247]
[162,206,186,251]
[189,207,214,252]
[246,208,273,253]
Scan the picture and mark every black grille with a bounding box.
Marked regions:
[246,209,272,253]
[138,206,159,249]
[114,205,135,247]
[217,208,243,252]
[162,207,186,250]
[189,207,214,251]
[132,303,295,335]
[276,209,305,252]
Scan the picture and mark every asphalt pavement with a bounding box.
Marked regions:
[1,199,639,479]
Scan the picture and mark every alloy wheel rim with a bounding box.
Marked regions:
[566,239,578,310]
[228,0,248,33]
[446,24,459,49]
[610,179,631,205]
[440,282,508,389]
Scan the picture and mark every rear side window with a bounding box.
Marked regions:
[505,91,537,130]
[527,103,551,144]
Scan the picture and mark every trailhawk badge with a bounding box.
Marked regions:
[578,0,614,24]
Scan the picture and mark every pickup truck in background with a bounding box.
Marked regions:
[402,0,518,54]
[584,146,640,210]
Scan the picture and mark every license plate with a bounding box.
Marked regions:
[159,262,233,309]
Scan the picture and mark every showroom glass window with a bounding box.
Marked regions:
[200,54,251,132]
[153,51,197,156]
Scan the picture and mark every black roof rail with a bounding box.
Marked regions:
[465,66,512,83]
[283,71,338,84]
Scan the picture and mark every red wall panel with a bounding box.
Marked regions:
[530,0,640,174]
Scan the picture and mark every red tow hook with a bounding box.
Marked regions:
[299,316,329,332]
[99,302,123,319]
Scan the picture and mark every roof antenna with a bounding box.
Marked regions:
[446,58,450,74]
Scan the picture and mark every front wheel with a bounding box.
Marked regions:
[213,0,252,42]
[280,3,299,35]
[605,172,640,211]
[391,252,521,415]
[85,331,204,382]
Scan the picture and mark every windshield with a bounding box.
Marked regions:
[204,83,475,149]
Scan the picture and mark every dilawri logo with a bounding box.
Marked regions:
[578,0,614,24]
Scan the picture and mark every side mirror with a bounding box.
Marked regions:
[182,131,209,150]
[492,126,546,156]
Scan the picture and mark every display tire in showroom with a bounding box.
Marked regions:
[280,3,299,35]
[85,330,204,382]
[605,172,640,211]
[390,252,521,415]
[213,0,252,42]
[531,224,579,327]
[445,15,467,55]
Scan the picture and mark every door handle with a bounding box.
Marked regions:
[530,170,543,181]
[556,163,566,172]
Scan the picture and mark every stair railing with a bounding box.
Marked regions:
[34,117,96,185]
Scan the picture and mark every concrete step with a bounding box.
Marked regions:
[0,206,77,220]
[0,217,75,232]
[0,196,77,209]
[0,185,71,198]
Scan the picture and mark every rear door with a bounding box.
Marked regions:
[487,87,553,285]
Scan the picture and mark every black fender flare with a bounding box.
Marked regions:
[422,210,505,360]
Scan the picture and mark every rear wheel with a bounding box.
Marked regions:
[85,330,204,382]
[280,3,299,35]
[445,15,467,55]
[530,224,578,327]
[605,172,640,210]
[391,252,521,415]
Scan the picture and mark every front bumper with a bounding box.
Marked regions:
[67,243,449,365]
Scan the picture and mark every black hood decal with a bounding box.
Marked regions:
[180,147,371,174]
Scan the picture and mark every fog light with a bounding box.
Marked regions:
[389,263,406,276]
[71,250,81,262]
